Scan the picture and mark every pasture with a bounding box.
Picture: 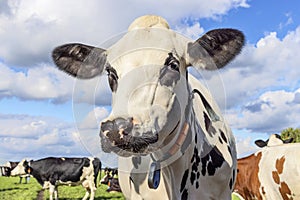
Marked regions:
[0,175,242,200]
[0,173,125,200]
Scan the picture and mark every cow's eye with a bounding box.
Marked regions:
[165,53,180,72]
[159,53,181,86]
[106,66,118,92]
[168,60,180,72]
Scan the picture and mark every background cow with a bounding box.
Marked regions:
[11,157,101,200]
[0,166,10,176]
[100,167,121,193]
[234,134,300,200]
[52,15,244,199]
[1,161,30,183]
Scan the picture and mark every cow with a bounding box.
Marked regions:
[100,167,121,192]
[234,134,300,200]
[100,167,113,185]
[52,15,244,199]
[107,177,122,193]
[10,157,101,200]
[100,167,118,185]
[0,166,10,176]
[1,161,30,183]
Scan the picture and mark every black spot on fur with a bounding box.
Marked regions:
[190,172,196,184]
[196,181,199,189]
[190,147,201,186]
[204,112,216,136]
[230,169,236,190]
[229,178,233,190]
[218,136,223,144]
[227,145,232,156]
[204,113,211,135]
[181,189,188,200]
[201,147,225,176]
[232,169,236,181]
[180,169,189,192]
[193,89,220,121]
[220,130,227,143]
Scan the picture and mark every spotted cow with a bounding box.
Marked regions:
[11,157,101,200]
[1,161,30,183]
[234,134,300,200]
[100,167,121,193]
[52,15,244,199]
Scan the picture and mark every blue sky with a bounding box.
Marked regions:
[0,0,300,166]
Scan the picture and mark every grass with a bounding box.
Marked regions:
[0,174,125,200]
[1,175,242,199]
[232,193,242,200]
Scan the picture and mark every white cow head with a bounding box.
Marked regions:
[52,15,244,156]
[255,134,293,147]
[10,159,28,176]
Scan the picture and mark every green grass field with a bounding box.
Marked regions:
[1,175,242,200]
[0,175,125,200]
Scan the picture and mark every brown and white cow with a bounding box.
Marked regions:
[52,15,244,199]
[234,134,300,200]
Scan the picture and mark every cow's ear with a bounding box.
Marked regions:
[23,160,28,167]
[187,29,244,70]
[254,139,267,148]
[52,43,107,79]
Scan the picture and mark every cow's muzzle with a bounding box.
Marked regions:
[100,117,158,155]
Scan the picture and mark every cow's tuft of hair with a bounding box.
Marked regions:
[128,15,170,31]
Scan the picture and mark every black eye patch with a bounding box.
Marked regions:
[159,53,180,86]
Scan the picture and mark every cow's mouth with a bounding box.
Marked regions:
[100,118,180,156]
[100,130,158,156]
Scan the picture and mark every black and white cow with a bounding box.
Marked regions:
[11,157,101,200]
[1,161,30,183]
[0,166,10,176]
[100,167,121,193]
[52,15,244,199]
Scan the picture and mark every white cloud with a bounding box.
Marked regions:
[78,107,110,129]
[235,135,259,158]
[0,62,75,103]
[226,89,300,133]
[175,21,205,40]
[0,114,91,164]
[0,0,251,103]
[210,26,300,109]
[0,0,249,66]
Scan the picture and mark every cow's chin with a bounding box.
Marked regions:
[100,131,159,157]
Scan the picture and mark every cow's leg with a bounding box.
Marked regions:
[82,180,90,200]
[49,184,55,200]
[82,189,90,200]
[54,186,58,200]
[89,181,96,200]
[19,176,22,184]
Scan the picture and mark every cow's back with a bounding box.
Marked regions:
[31,157,93,186]
[258,144,300,199]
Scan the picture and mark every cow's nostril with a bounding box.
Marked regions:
[101,117,134,135]
[100,120,115,133]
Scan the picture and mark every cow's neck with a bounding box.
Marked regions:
[119,83,201,194]
[119,106,199,199]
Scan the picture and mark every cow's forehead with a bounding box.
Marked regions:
[106,28,190,68]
